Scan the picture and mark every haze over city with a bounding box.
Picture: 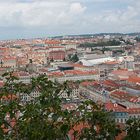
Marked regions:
[0,0,140,39]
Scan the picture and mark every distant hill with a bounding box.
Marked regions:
[52,32,140,39]
[126,32,140,37]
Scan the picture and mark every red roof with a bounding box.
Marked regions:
[71,63,86,68]
[12,71,30,77]
[49,51,65,60]
[81,81,99,87]
[50,46,64,49]
[69,122,89,140]
[45,40,61,45]
[104,61,119,65]
[111,90,128,96]
[49,50,65,53]
[105,102,127,112]
[128,108,140,114]
[48,72,64,77]
[116,130,126,140]
[129,97,140,103]
[111,69,135,76]
[127,76,140,84]
[3,56,16,60]
[64,70,98,76]
[1,116,16,133]
[103,80,119,88]
[0,94,17,101]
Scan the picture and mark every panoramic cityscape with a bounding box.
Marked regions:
[0,0,139,140]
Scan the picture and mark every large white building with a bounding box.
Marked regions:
[49,70,100,82]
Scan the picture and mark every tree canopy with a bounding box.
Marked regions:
[0,73,138,140]
[135,37,140,42]
[69,54,79,63]
[124,118,140,140]
[79,40,121,48]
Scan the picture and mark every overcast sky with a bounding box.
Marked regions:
[0,0,140,39]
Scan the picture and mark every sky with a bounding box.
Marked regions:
[0,0,140,40]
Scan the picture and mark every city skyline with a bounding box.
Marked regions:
[0,0,140,39]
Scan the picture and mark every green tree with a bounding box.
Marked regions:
[135,37,140,42]
[70,54,79,63]
[79,40,121,48]
[29,59,33,64]
[74,100,121,140]
[0,73,73,140]
[50,58,54,62]
[0,73,121,140]
[124,118,140,140]
[102,47,111,54]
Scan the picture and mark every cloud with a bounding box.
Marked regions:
[70,3,86,14]
[0,0,139,39]
[0,0,86,27]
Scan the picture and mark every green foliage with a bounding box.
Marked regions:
[102,47,111,53]
[50,58,54,62]
[0,73,72,140]
[80,40,121,48]
[124,118,140,140]
[125,40,134,45]
[0,73,122,140]
[69,54,79,63]
[113,50,125,54]
[75,100,121,140]
[29,59,33,64]
[135,37,140,42]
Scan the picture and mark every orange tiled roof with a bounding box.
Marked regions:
[50,46,64,49]
[49,50,65,53]
[129,97,140,103]
[128,108,140,114]
[64,70,97,76]
[105,102,127,112]
[0,94,17,101]
[103,80,119,88]
[48,72,64,77]
[81,81,99,87]
[71,63,86,68]
[3,56,16,61]
[111,69,135,76]
[69,122,89,140]
[111,90,129,97]
[104,61,120,65]
[45,40,61,44]
[110,90,138,102]
[127,76,140,84]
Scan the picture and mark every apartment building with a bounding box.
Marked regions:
[60,82,79,100]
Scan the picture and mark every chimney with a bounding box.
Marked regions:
[114,103,118,107]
